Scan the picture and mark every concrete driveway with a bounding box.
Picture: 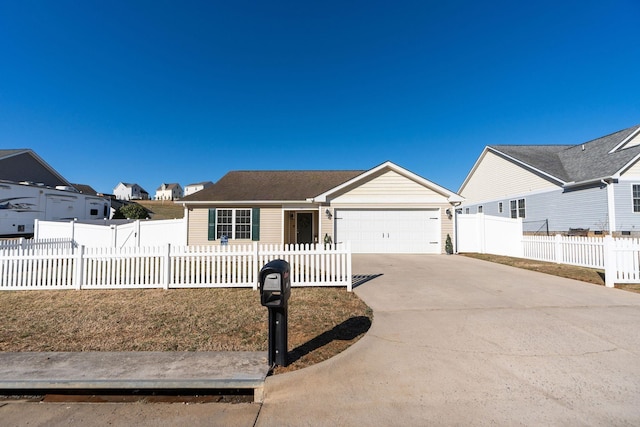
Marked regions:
[258,254,640,426]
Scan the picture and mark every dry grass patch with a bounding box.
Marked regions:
[0,287,372,374]
[460,253,640,294]
[136,200,184,220]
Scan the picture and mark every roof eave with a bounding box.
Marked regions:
[180,199,316,206]
[488,146,567,186]
[563,176,616,189]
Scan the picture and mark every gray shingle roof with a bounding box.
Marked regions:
[183,170,365,202]
[0,149,29,159]
[489,124,640,184]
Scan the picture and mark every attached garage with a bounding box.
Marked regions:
[335,209,441,253]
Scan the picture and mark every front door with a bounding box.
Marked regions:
[297,212,313,244]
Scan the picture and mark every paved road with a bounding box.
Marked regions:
[2,254,640,426]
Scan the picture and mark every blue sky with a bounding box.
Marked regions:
[1,1,639,195]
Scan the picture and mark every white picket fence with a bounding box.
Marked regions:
[0,238,75,251]
[0,242,352,291]
[520,234,640,288]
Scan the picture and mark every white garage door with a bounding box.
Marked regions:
[334,209,441,254]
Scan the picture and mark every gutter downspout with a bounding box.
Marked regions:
[450,202,462,254]
[601,180,616,233]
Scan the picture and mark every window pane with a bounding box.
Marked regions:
[217,209,232,239]
[518,199,526,218]
[634,185,640,213]
[235,209,251,239]
[510,200,517,219]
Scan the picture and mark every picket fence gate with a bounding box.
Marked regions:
[0,242,353,291]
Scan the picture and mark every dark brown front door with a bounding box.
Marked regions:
[297,213,313,244]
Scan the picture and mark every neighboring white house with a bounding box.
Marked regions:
[155,183,183,200]
[113,182,149,200]
[458,124,640,236]
[184,181,214,197]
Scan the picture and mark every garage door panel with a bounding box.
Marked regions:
[335,209,440,254]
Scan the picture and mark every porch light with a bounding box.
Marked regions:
[325,209,332,219]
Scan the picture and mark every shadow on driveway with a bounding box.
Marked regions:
[287,316,372,365]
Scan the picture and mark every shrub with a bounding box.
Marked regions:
[115,203,149,219]
[445,234,453,254]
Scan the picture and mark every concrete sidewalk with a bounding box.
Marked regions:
[0,351,269,400]
[2,254,640,426]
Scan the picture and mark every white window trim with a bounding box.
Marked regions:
[509,198,526,219]
[632,183,640,213]
[216,208,252,240]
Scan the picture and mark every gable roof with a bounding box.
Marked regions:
[0,149,71,187]
[460,124,640,191]
[182,170,365,202]
[182,161,464,204]
[156,183,182,191]
[116,182,148,193]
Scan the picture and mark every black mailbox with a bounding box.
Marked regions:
[259,259,291,308]
[259,259,291,367]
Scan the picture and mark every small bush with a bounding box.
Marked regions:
[115,203,149,219]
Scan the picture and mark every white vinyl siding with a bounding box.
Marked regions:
[187,208,210,245]
[621,158,640,177]
[460,151,558,204]
[188,206,281,245]
[615,181,640,232]
[330,170,447,204]
[259,207,282,244]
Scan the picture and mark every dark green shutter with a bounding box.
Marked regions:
[208,208,216,240]
[251,208,260,241]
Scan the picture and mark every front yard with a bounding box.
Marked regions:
[0,287,372,374]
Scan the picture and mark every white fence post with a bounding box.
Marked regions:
[164,243,171,290]
[478,213,486,253]
[135,220,141,247]
[74,245,84,290]
[110,225,117,247]
[346,241,353,292]
[253,242,259,290]
[554,234,563,264]
[604,235,616,288]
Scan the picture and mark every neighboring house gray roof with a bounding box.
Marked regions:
[490,124,640,184]
[186,181,214,187]
[72,184,98,195]
[183,170,365,202]
[0,149,71,187]
[156,183,182,191]
[117,183,148,193]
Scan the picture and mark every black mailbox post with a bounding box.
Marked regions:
[259,259,291,367]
